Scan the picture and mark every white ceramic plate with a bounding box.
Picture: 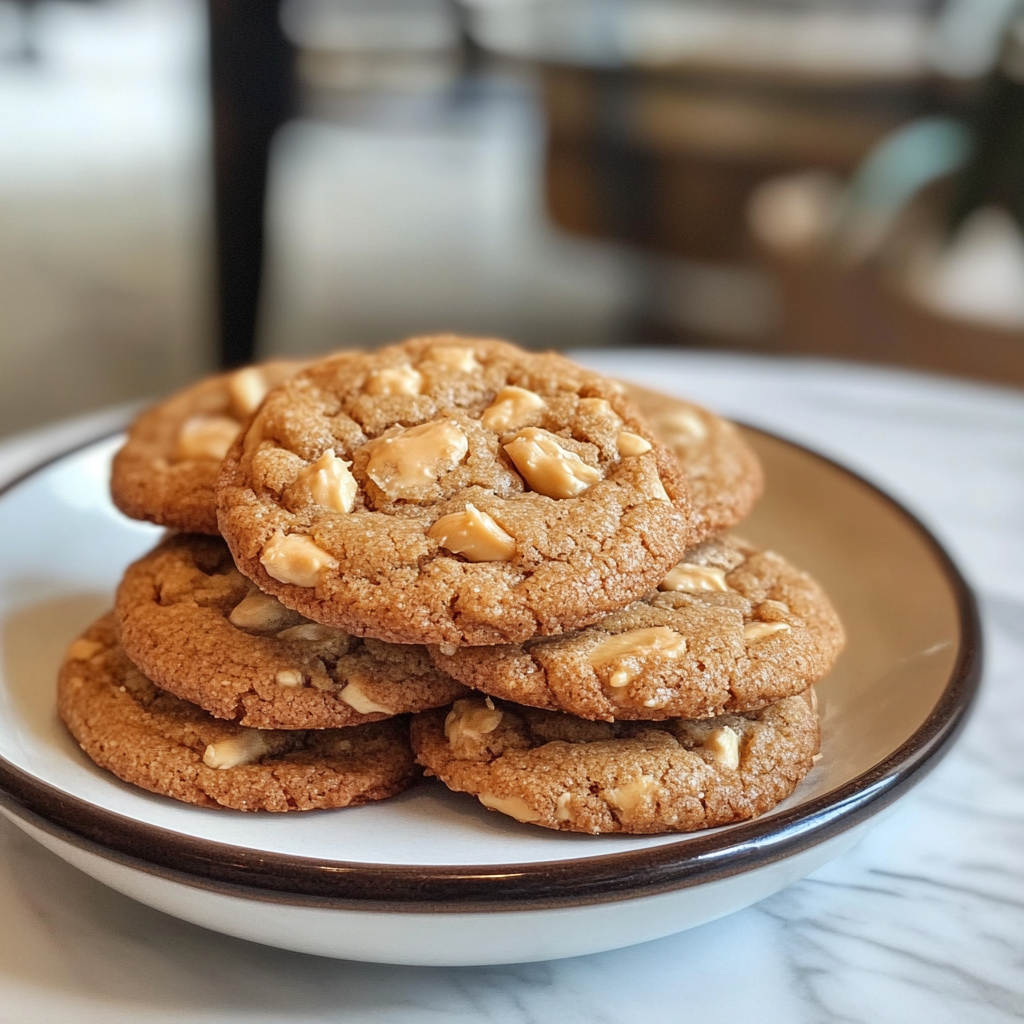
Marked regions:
[0,423,979,966]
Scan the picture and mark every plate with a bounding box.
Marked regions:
[0,417,980,966]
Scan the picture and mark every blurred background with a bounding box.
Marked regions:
[2,0,1023,439]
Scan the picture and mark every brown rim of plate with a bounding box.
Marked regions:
[0,419,982,915]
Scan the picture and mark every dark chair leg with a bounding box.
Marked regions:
[207,0,295,369]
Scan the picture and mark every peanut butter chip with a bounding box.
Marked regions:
[480,386,546,433]
[577,396,614,418]
[478,793,542,822]
[365,364,423,396]
[228,367,268,418]
[338,678,394,715]
[297,450,357,513]
[203,730,274,769]
[704,726,740,769]
[275,622,345,642]
[616,431,652,456]
[423,346,479,372]
[659,562,729,592]
[588,626,687,690]
[229,588,307,632]
[658,409,708,444]
[242,406,270,456]
[67,638,104,661]
[176,415,239,461]
[647,473,671,502]
[744,622,792,643]
[427,503,516,562]
[445,698,503,758]
[601,775,658,813]
[578,397,624,436]
[363,419,469,501]
[260,533,338,588]
[503,428,602,499]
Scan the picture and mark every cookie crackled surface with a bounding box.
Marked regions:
[216,336,694,646]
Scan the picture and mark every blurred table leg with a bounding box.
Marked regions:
[207,0,295,368]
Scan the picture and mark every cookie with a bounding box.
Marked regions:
[115,534,469,730]
[58,613,419,811]
[411,692,820,834]
[621,383,763,544]
[216,335,693,646]
[430,536,844,721]
[111,359,309,534]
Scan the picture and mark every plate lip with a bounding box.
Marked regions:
[0,421,983,914]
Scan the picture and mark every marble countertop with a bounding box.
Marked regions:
[0,351,1021,1024]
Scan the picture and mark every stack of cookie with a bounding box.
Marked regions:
[58,335,843,832]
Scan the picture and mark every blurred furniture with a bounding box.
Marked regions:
[206,0,478,368]
[207,0,295,369]
[748,9,1024,390]
[539,65,954,267]
[470,0,979,345]
[205,0,1011,368]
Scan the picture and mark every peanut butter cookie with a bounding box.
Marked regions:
[115,534,468,730]
[111,359,309,534]
[430,536,843,721]
[411,692,820,834]
[58,613,419,811]
[216,335,693,646]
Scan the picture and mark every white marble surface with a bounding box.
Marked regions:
[0,352,1021,1023]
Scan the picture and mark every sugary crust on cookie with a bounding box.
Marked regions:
[430,536,844,721]
[115,534,468,729]
[411,693,820,834]
[216,335,693,646]
[621,384,763,543]
[57,613,419,811]
[111,360,309,534]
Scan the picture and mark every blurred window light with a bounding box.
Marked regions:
[465,0,946,77]
[928,0,1021,78]
[280,0,458,53]
[466,0,1024,83]
[464,0,628,65]
[0,0,203,188]
[622,4,931,78]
